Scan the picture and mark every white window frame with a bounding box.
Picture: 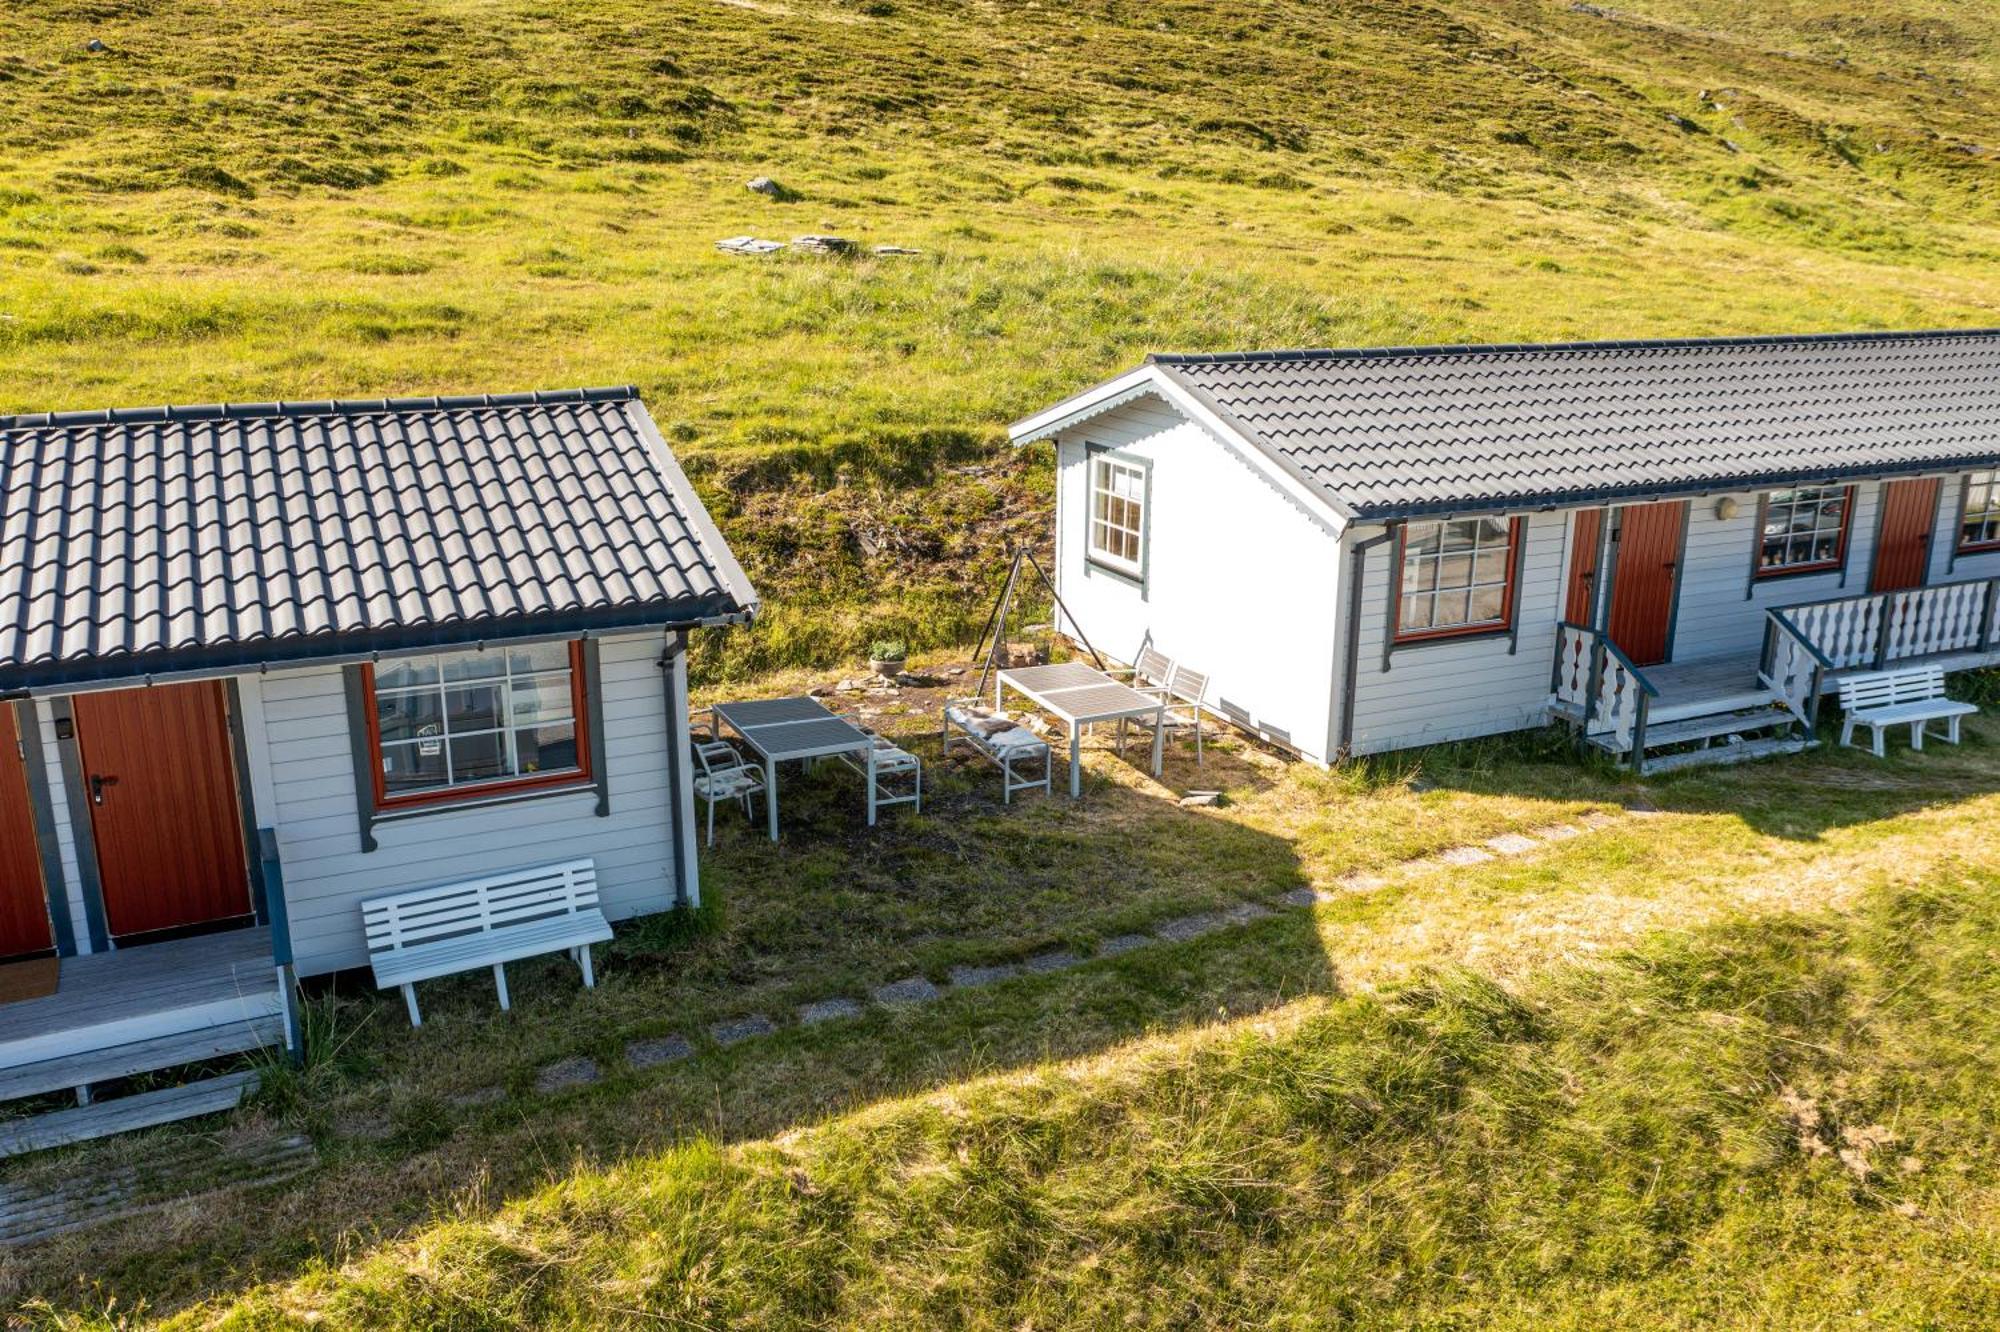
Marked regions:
[1086,450,1149,580]
[1959,470,2000,552]
[1756,485,1853,577]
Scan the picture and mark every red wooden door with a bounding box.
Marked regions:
[1605,501,1686,668]
[73,683,251,939]
[0,706,53,958]
[1871,478,1940,593]
[1566,508,1604,624]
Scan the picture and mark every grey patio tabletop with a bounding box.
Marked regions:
[711,695,873,840]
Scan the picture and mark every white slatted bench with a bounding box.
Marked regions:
[363,859,612,1027]
[1836,665,1978,757]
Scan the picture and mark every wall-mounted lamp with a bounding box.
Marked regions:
[1713,496,1741,522]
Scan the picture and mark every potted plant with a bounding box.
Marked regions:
[867,637,908,677]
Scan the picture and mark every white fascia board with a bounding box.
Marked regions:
[1011,365,1349,536]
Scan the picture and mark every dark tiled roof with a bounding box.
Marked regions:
[1146,328,2000,519]
[0,388,756,690]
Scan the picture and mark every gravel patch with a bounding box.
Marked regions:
[710,1015,776,1047]
[534,1056,600,1093]
[626,1035,693,1068]
[798,997,865,1026]
[873,976,942,1007]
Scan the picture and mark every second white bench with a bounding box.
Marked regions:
[1836,665,1978,757]
[363,858,612,1026]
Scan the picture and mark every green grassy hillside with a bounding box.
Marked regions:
[3,0,1999,675]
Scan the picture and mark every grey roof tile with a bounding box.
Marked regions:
[0,388,756,690]
[1147,329,2000,518]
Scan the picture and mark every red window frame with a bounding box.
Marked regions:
[1392,516,1525,645]
[362,641,592,811]
[1752,485,1855,579]
[1957,471,2000,554]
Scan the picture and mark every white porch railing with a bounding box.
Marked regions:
[1769,578,2000,676]
[1550,620,1656,756]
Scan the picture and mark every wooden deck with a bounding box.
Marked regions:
[0,928,284,1093]
[1644,655,1775,723]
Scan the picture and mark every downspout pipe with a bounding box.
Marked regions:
[1336,526,1395,758]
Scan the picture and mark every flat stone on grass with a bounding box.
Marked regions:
[1438,845,1496,867]
[1022,950,1081,974]
[1156,912,1229,943]
[1223,902,1275,926]
[710,1015,776,1047]
[535,1056,600,1094]
[1537,823,1584,842]
[448,1085,506,1109]
[626,1035,692,1068]
[1336,873,1388,893]
[1280,886,1320,908]
[948,962,1019,988]
[1579,810,1620,829]
[1096,933,1152,957]
[798,997,865,1026]
[1487,831,1539,856]
[872,976,941,1008]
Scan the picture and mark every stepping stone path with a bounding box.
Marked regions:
[798,998,864,1026]
[711,1015,776,1047]
[1022,950,1081,974]
[535,1056,600,1093]
[948,963,1019,988]
[873,977,941,1007]
[532,806,1641,1098]
[626,1035,692,1068]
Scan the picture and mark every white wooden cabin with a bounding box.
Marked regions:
[0,389,755,1145]
[1013,330,2000,773]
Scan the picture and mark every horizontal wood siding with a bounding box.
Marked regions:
[1052,399,1342,763]
[246,631,680,978]
[1346,510,1568,755]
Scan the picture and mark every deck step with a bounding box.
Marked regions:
[1636,707,1798,751]
[0,1016,285,1104]
[1640,736,1817,774]
[0,1071,259,1159]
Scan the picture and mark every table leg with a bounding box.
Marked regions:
[1069,721,1082,798]
[766,756,780,841]
[1149,706,1166,778]
[867,747,878,826]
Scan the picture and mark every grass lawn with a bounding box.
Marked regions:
[6,662,2000,1326]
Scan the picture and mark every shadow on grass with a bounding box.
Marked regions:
[0,734,1337,1317]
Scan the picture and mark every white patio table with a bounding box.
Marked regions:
[994,661,1166,798]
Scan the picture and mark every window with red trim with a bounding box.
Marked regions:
[365,641,590,808]
[1959,471,2000,552]
[1755,486,1852,576]
[1394,516,1522,643]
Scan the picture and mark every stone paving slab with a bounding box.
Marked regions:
[535,1056,600,1093]
[710,1015,776,1047]
[1579,810,1620,829]
[449,1085,506,1108]
[1223,902,1275,925]
[1280,887,1320,907]
[626,1035,693,1068]
[873,976,941,1007]
[948,963,1020,988]
[1487,832,1540,856]
[1022,950,1081,974]
[799,997,865,1026]
[1096,933,1153,957]
[1437,845,1496,867]
[1335,873,1388,893]
[1536,823,1583,842]
[1156,912,1229,942]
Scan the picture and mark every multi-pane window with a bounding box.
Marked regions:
[1395,516,1520,641]
[1960,471,2000,551]
[368,641,586,804]
[1757,486,1852,575]
[1088,454,1147,575]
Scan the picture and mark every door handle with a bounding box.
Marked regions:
[89,772,118,805]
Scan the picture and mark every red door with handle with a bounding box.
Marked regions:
[1871,477,1940,593]
[0,706,54,958]
[1604,501,1686,668]
[72,682,251,940]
